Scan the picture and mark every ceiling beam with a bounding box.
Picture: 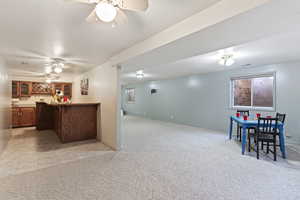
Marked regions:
[109,0,271,65]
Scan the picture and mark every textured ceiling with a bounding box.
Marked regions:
[121,30,300,84]
[0,0,220,75]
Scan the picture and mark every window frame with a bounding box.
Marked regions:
[125,88,136,104]
[230,72,276,111]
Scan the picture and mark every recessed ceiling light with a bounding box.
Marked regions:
[136,70,144,79]
[218,54,235,66]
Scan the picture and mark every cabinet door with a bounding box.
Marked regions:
[32,82,52,94]
[53,83,63,95]
[19,108,36,127]
[12,108,20,127]
[63,83,72,98]
[20,82,32,97]
[12,81,19,98]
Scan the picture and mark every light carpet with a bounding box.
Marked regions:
[0,116,300,200]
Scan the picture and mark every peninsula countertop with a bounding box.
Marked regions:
[37,102,100,107]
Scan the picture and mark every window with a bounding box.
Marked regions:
[231,74,275,110]
[125,88,135,103]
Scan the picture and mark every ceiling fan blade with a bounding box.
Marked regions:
[61,64,72,69]
[118,0,148,11]
[64,0,98,4]
[86,9,104,23]
[114,8,128,25]
[9,69,45,76]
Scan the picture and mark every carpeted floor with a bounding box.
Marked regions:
[0,116,300,200]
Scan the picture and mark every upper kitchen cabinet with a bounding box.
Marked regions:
[53,83,63,94]
[32,82,52,95]
[63,83,72,98]
[52,82,72,98]
[19,82,32,97]
[12,81,72,98]
[12,81,20,98]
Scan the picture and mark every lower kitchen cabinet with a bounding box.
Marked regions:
[12,107,36,128]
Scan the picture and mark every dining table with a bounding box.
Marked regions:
[228,115,287,158]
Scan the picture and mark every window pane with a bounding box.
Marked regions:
[233,79,251,106]
[253,77,273,107]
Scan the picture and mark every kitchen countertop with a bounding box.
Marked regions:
[36,102,100,107]
[12,104,36,108]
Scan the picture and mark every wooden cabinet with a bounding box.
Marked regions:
[32,82,52,95]
[52,83,72,98]
[63,83,72,98]
[12,107,36,128]
[19,82,32,97]
[12,108,19,127]
[12,81,72,98]
[36,102,98,143]
[12,81,19,98]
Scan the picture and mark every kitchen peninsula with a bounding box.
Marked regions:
[36,102,100,143]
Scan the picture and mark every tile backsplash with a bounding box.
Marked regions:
[12,95,53,106]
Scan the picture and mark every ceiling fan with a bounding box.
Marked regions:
[68,0,148,25]
[5,50,96,82]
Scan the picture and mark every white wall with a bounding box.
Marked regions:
[11,72,74,83]
[123,62,300,145]
[0,57,11,155]
[72,62,121,150]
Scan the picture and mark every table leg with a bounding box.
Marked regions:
[242,126,247,155]
[229,117,233,140]
[278,126,286,159]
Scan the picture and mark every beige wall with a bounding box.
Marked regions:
[0,57,11,155]
[72,62,121,150]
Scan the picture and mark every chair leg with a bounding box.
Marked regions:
[274,138,277,161]
[248,130,251,152]
[267,142,270,154]
[257,141,259,159]
[261,141,264,150]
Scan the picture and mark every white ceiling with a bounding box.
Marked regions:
[0,0,221,75]
[121,30,300,84]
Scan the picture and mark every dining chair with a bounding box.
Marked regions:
[236,110,250,142]
[255,117,279,161]
[275,113,286,147]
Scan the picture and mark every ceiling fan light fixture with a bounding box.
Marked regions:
[95,2,117,22]
[54,66,63,74]
[45,66,52,74]
[136,70,144,79]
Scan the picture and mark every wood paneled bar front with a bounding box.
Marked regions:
[36,102,100,143]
